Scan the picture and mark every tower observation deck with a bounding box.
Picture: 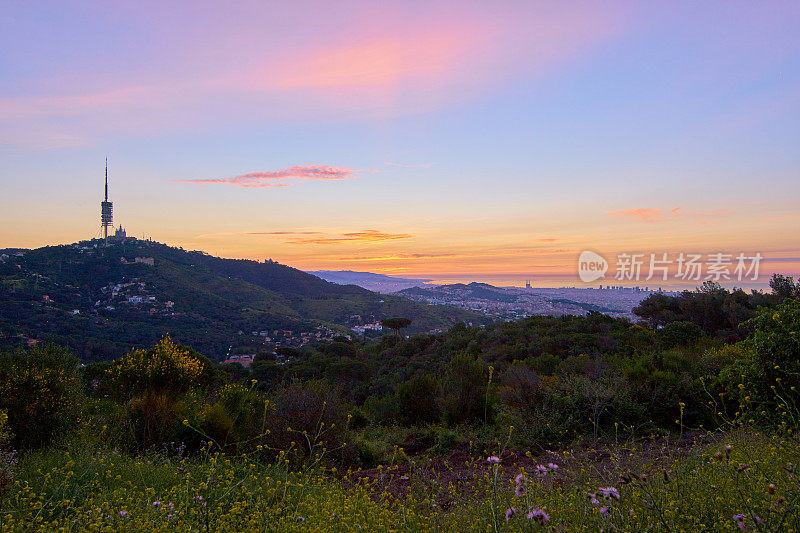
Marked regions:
[100,159,113,242]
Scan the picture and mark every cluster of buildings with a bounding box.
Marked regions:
[344,314,384,335]
[247,324,339,347]
[400,283,676,321]
[351,322,384,334]
[97,280,174,314]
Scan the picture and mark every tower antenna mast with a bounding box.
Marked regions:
[100,158,113,244]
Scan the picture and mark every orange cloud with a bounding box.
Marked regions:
[283,230,414,245]
[328,248,575,262]
[195,229,411,244]
[174,165,371,188]
[248,231,324,235]
[606,208,664,223]
[195,231,326,238]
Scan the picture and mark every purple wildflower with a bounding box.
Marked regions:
[534,464,548,475]
[737,464,750,472]
[599,506,610,516]
[514,473,526,496]
[526,508,550,523]
[487,456,500,464]
[599,486,620,500]
[505,507,518,522]
[547,463,559,470]
[118,510,128,517]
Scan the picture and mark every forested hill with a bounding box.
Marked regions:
[0,240,489,361]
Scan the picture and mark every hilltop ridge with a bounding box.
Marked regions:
[0,240,489,361]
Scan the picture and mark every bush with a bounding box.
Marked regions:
[397,374,440,425]
[107,336,206,400]
[200,384,273,453]
[722,299,800,428]
[126,392,193,450]
[0,344,85,449]
[439,353,492,425]
[362,393,400,426]
[0,410,15,493]
[658,321,703,348]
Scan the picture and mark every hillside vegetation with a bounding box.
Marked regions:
[1,279,799,531]
[0,240,487,361]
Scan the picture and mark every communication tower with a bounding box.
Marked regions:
[100,159,113,244]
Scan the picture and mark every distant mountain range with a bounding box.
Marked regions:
[396,281,662,321]
[307,270,433,293]
[0,241,488,361]
[303,271,663,321]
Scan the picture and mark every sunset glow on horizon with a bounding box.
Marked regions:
[2,1,799,288]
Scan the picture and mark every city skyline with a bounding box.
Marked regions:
[2,1,799,287]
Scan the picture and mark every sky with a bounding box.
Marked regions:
[1,1,799,288]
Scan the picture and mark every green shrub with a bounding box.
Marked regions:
[348,406,370,430]
[658,321,703,348]
[0,410,14,494]
[126,392,190,449]
[439,353,491,425]
[397,374,440,425]
[363,393,400,426]
[0,344,85,449]
[721,299,800,428]
[200,384,273,453]
[106,336,209,400]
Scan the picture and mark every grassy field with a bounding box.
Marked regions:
[1,428,798,532]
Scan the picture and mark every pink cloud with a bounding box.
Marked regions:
[266,30,475,91]
[248,5,628,117]
[606,206,729,223]
[0,5,630,147]
[606,208,664,223]
[174,165,372,188]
